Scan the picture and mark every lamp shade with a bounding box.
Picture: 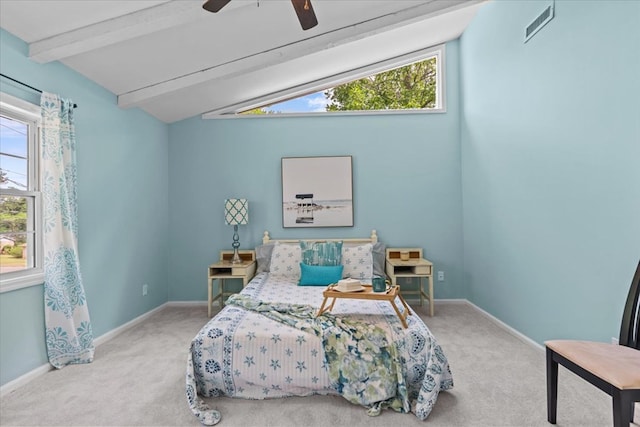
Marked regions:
[224,199,249,225]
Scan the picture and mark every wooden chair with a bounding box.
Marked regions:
[545,260,640,427]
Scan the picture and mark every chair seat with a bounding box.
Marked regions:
[545,340,640,390]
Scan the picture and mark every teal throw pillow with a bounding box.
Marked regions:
[298,263,344,286]
[300,241,343,266]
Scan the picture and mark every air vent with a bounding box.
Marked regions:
[525,3,554,43]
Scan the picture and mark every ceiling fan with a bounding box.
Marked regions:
[202,0,318,30]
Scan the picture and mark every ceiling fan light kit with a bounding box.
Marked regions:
[203,0,318,30]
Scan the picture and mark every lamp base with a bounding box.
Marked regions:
[231,224,242,264]
[231,248,242,264]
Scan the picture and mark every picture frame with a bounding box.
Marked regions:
[281,156,353,228]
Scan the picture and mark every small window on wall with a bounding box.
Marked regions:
[239,45,445,116]
[0,93,43,292]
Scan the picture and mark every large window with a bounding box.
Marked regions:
[239,45,444,116]
[0,93,42,292]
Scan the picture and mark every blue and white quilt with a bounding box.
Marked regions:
[186,273,453,425]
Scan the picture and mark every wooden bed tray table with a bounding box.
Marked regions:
[316,284,411,328]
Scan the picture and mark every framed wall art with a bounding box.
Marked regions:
[281,156,353,228]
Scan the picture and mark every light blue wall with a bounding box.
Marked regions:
[0,29,170,386]
[168,41,464,302]
[460,0,640,344]
[5,0,635,389]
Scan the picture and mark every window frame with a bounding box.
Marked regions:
[0,92,43,293]
[202,44,446,119]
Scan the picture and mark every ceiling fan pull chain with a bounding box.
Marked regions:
[304,0,309,10]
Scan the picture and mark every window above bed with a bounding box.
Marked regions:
[203,45,446,118]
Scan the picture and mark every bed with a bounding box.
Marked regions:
[186,231,453,425]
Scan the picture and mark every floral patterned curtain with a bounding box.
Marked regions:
[41,92,94,368]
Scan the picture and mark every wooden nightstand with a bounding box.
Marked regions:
[385,248,435,316]
[207,250,256,316]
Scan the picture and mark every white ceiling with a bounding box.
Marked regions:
[0,0,487,123]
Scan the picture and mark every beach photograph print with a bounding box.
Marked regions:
[281,156,353,228]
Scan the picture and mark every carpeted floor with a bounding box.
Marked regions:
[0,302,632,426]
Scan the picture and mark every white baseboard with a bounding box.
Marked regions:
[434,298,468,305]
[428,298,542,351]
[166,300,208,307]
[404,297,541,352]
[93,302,168,346]
[1,302,170,397]
[0,363,52,398]
[464,299,544,352]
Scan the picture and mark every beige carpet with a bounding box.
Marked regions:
[0,302,631,426]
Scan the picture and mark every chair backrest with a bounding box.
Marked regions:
[619,259,640,349]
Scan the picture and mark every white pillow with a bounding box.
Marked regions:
[341,243,373,281]
[343,241,386,278]
[269,243,302,279]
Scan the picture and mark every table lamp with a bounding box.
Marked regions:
[224,198,248,264]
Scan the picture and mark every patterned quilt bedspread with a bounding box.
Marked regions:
[186,273,453,425]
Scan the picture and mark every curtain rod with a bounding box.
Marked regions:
[0,73,78,108]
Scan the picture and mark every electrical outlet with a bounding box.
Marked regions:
[611,337,619,345]
[142,284,148,296]
[437,271,444,281]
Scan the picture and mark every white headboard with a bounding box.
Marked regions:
[262,229,378,245]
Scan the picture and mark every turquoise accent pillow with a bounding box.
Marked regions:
[298,263,344,286]
[300,241,343,266]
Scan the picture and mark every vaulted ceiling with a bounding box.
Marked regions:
[0,0,486,123]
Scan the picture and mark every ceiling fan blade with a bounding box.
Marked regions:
[291,0,318,30]
[202,0,231,13]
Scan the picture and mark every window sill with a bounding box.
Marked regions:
[205,107,447,120]
[0,271,44,293]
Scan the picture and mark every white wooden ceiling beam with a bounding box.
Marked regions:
[28,0,216,63]
[117,0,481,109]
